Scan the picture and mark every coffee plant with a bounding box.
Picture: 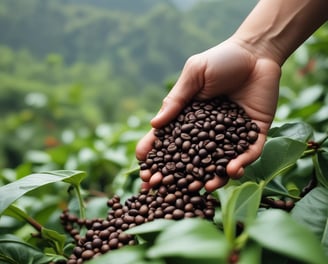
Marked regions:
[1,25,328,264]
[1,114,328,263]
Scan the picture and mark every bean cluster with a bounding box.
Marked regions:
[62,97,259,263]
[139,97,260,191]
[62,190,218,263]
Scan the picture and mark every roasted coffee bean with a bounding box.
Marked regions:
[66,97,260,263]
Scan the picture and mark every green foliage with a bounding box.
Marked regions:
[0,2,328,264]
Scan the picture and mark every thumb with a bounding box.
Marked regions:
[151,55,205,128]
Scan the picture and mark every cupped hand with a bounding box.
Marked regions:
[136,38,281,192]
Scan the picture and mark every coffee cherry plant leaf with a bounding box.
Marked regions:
[219,182,263,243]
[291,187,328,254]
[313,151,328,188]
[146,218,229,261]
[244,137,307,184]
[85,245,164,264]
[268,122,313,142]
[248,209,328,264]
[41,170,86,186]
[40,227,66,255]
[126,219,175,243]
[0,170,85,215]
[0,236,63,264]
[238,241,262,264]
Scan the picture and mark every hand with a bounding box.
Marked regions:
[136,38,281,191]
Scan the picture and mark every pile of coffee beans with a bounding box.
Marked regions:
[139,96,259,191]
[61,97,259,263]
[62,190,218,263]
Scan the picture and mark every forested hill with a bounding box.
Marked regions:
[0,0,257,86]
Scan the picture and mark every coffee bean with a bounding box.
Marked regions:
[66,97,260,263]
[81,250,94,260]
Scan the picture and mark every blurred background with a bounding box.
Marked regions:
[0,0,327,194]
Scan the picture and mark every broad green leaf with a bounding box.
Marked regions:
[248,209,328,264]
[4,204,30,222]
[268,122,313,142]
[0,170,85,215]
[314,152,328,188]
[245,138,307,184]
[126,219,175,243]
[85,245,155,264]
[263,179,291,197]
[41,227,66,255]
[0,236,55,264]
[4,205,66,255]
[147,218,229,261]
[41,170,86,186]
[238,241,262,264]
[220,182,263,243]
[291,187,328,254]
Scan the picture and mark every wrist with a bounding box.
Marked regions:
[231,0,328,66]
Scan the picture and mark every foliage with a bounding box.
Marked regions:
[0,2,328,264]
[1,122,328,263]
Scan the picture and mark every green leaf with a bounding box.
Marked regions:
[0,236,55,264]
[0,170,85,215]
[244,138,307,184]
[268,122,313,142]
[42,170,86,186]
[41,227,66,255]
[263,179,291,197]
[4,204,30,222]
[219,182,263,243]
[85,245,157,264]
[248,209,328,264]
[314,152,328,188]
[238,241,262,264]
[291,187,328,254]
[147,218,229,261]
[126,219,174,243]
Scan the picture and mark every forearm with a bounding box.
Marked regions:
[232,0,328,65]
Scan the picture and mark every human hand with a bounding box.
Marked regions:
[136,38,281,192]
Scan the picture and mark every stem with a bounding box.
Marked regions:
[7,204,43,232]
[318,134,328,145]
[302,149,316,156]
[74,184,86,220]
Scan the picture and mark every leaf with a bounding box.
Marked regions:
[147,218,229,261]
[126,219,175,243]
[85,245,156,264]
[0,170,85,215]
[41,227,66,255]
[238,241,262,264]
[268,122,313,142]
[314,152,328,188]
[248,209,328,264]
[263,179,291,197]
[42,170,86,186]
[291,187,328,254]
[4,205,67,255]
[0,236,54,264]
[4,204,30,222]
[219,182,263,243]
[244,138,307,184]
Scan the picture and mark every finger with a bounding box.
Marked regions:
[226,133,266,179]
[141,182,151,191]
[205,175,229,192]
[140,169,152,182]
[149,171,163,188]
[151,55,205,128]
[135,129,156,161]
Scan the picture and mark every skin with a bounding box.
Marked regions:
[136,0,328,191]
